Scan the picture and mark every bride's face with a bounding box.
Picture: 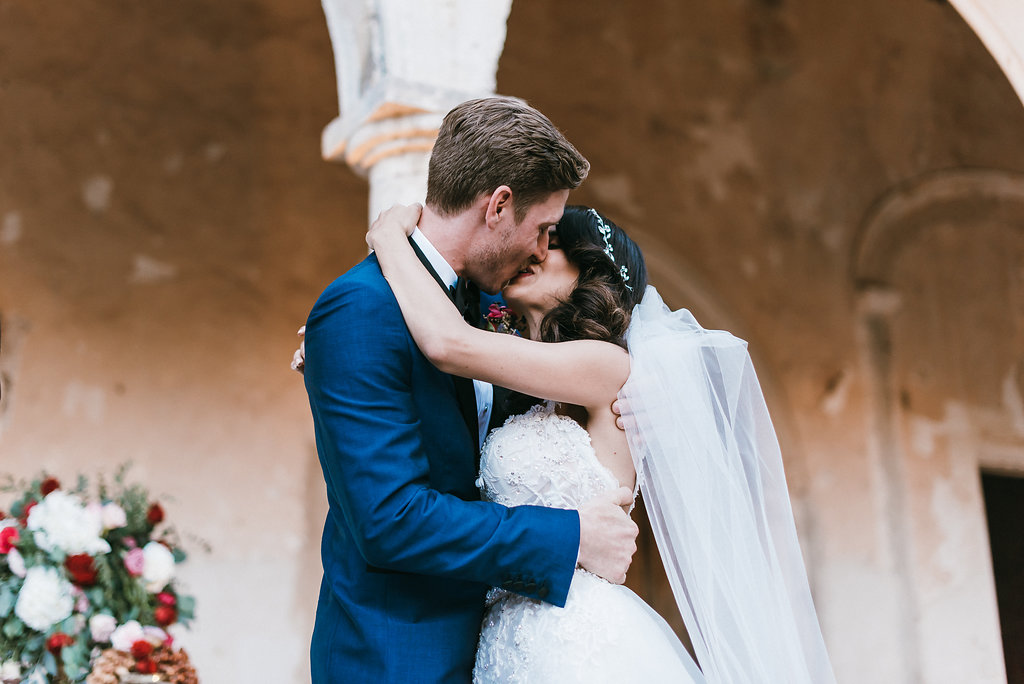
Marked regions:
[501,228,579,314]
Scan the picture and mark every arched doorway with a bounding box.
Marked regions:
[852,168,1024,682]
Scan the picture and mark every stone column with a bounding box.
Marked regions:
[320,0,515,222]
[948,0,1024,107]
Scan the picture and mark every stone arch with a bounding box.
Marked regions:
[852,168,1024,288]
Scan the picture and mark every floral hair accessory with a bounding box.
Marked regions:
[588,208,633,291]
[486,303,523,336]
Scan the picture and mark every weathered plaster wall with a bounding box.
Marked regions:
[498,1,1024,682]
[0,1,367,680]
[2,0,1023,682]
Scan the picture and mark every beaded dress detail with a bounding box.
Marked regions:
[472,402,701,683]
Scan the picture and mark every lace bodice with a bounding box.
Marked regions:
[476,402,619,509]
[473,404,700,683]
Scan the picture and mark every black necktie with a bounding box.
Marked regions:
[453,278,480,326]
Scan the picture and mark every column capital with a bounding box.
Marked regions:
[320,0,515,168]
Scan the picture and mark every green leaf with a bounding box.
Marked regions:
[2,616,24,639]
[59,615,78,634]
[0,584,14,617]
[62,640,89,680]
[176,594,196,619]
[42,649,57,676]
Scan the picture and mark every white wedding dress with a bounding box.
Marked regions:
[472,402,705,683]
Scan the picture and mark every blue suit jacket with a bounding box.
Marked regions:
[304,254,580,683]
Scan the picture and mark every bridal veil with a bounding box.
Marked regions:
[618,286,836,684]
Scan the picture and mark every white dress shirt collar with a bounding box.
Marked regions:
[410,228,458,290]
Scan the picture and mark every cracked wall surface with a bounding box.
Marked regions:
[1,0,1023,681]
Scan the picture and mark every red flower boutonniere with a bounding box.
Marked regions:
[486,304,523,336]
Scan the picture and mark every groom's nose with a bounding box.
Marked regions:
[531,231,549,263]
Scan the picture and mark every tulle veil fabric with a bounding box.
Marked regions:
[618,286,836,684]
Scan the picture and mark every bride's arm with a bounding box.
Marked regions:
[369,205,629,410]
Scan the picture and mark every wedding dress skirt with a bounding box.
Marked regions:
[472,403,703,683]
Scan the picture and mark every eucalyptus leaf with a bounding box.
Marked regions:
[0,585,14,617]
[41,649,56,675]
[177,595,196,618]
[2,617,23,639]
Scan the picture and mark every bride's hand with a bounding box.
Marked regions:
[366,203,422,252]
[291,326,306,374]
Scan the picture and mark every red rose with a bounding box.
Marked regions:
[46,632,74,654]
[135,658,158,675]
[0,526,19,554]
[154,604,178,626]
[40,477,61,496]
[130,639,154,660]
[156,591,177,607]
[146,503,165,526]
[64,553,99,586]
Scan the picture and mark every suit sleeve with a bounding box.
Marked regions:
[303,274,579,606]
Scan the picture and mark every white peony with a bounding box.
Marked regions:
[27,491,110,556]
[23,666,48,684]
[141,541,176,592]
[101,502,127,530]
[6,548,25,578]
[14,566,74,632]
[110,620,145,652]
[89,613,118,643]
[1,661,21,681]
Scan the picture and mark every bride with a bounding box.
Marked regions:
[363,202,837,683]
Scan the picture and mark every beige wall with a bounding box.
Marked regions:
[2,0,1023,682]
[496,2,1024,681]
[0,1,365,680]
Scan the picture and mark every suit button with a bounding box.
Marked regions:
[501,579,513,589]
[513,580,525,591]
[537,584,549,599]
[524,581,537,592]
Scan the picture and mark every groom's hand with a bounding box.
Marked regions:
[577,487,638,585]
[611,399,625,430]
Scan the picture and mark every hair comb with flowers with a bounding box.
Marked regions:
[588,208,633,291]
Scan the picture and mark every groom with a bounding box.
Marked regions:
[302,97,639,682]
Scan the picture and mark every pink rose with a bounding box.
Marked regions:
[89,613,117,643]
[124,547,145,576]
[74,588,90,614]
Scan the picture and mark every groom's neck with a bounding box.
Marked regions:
[417,204,476,277]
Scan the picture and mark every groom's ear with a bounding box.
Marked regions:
[485,186,514,230]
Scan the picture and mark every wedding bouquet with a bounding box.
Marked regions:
[0,468,196,683]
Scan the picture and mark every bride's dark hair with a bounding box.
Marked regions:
[504,206,647,415]
[536,206,647,349]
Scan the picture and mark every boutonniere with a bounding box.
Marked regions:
[485,303,523,336]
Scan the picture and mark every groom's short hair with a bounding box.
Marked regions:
[426,97,590,223]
